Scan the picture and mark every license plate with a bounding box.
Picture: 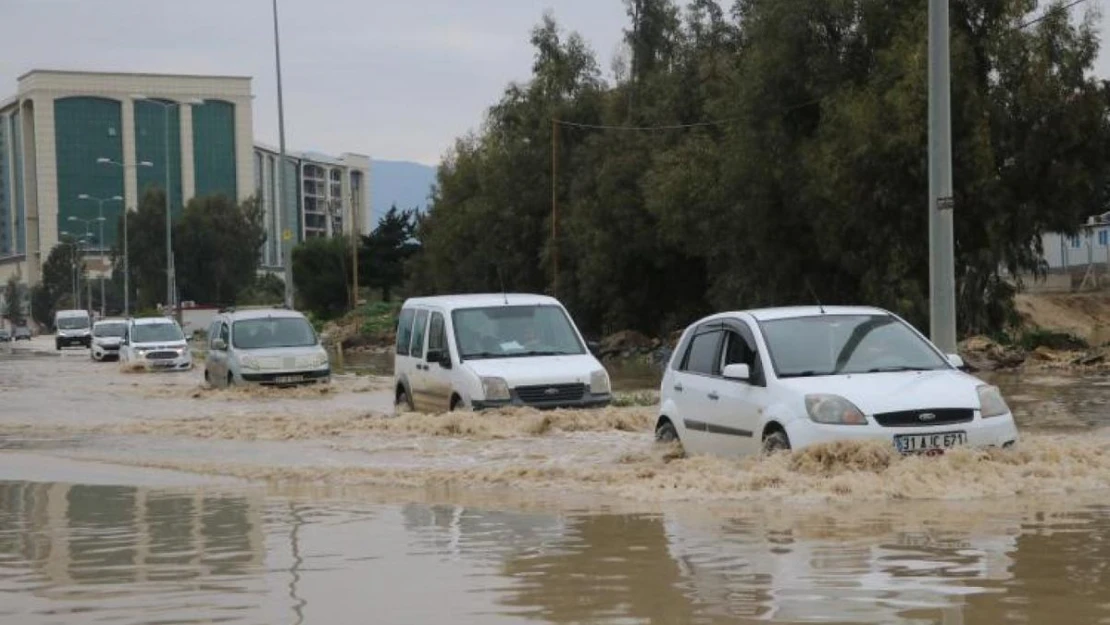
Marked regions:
[894,431,967,455]
[275,375,303,384]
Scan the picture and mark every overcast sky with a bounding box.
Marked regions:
[1,0,1108,167]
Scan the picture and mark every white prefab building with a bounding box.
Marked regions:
[1040,211,1110,270]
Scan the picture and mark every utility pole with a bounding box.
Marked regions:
[551,118,559,298]
[351,191,359,309]
[273,0,294,309]
[928,0,957,353]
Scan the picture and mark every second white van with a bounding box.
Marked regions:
[393,294,611,412]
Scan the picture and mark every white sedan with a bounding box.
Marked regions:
[656,306,1019,457]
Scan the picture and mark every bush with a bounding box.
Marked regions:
[1016,329,1088,352]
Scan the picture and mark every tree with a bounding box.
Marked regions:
[115,188,172,311]
[174,194,266,305]
[409,0,1110,339]
[292,236,352,319]
[360,205,419,301]
[3,275,27,326]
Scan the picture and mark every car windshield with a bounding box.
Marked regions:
[57,317,89,330]
[94,323,127,338]
[232,317,317,349]
[131,322,184,343]
[760,314,949,378]
[452,305,584,360]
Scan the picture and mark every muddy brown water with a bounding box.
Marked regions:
[4,337,1110,624]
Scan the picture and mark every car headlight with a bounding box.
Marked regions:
[313,351,329,367]
[241,355,261,371]
[481,377,511,401]
[805,394,868,425]
[977,385,1010,418]
[590,369,611,395]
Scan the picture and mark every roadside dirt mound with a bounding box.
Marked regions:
[1015,292,1110,345]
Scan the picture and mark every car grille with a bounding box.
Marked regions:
[515,383,586,405]
[872,408,974,428]
[146,351,179,360]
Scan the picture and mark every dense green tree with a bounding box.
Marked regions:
[3,275,27,326]
[292,236,352,319]
[115,188,171,311]
[410,0,1110,339]
[174,195,267,305]
[359,205,420,301]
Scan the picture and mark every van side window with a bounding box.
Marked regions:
[410,310,429,359]
[681,330,723,376]
[427,313,447,358]
[208,322,221,347]
[396,309,416,356]
[219,323,230,346]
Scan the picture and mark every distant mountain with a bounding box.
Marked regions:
[371,159,436,223]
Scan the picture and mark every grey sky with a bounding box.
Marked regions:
[1,0,1107,167]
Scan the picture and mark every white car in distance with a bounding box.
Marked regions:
[120,317,193,371]
[90,318,128,361]
[657,306,1018,457]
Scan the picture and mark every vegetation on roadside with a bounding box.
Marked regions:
[404,0,1110,341]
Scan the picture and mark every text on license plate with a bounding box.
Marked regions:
[276,375,303,384]
[894,431,967,454]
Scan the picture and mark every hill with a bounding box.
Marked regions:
[371,160,436,222]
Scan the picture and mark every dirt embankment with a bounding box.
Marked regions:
[1015,292,1110,346]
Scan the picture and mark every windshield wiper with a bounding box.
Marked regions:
[864,365,936,373]
[461,351,502,360]
[779,370,832,378]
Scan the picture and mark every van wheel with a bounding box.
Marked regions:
[762,430,791,455]
[655,419,679,443]
[396,387,414,413]
[227,373,234,387]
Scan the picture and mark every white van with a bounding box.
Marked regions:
[393,294,611,412]
[54,309,92,350]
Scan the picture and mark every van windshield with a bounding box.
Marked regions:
[452,305,585,360]
[232,317,317,349]
[131,323,184,343]
[94,323,127,338]
[57,317,89,330]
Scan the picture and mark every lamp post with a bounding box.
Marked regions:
[77,194,122,317]
[272,0,294,308]
[68,216,104,316]
[60,231,80,309]
[128,96,203,312]
[98,157,155,317]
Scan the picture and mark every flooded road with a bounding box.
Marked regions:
[3,337,1110,623]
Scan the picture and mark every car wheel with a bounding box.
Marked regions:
[762,430,791,455]
[227,372,234,388]
[396,387,414,413]
[655,419,679,443]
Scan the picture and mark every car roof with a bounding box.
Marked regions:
[402,293,561,311]
[131,316,177,325]
[220,308,306,321]
[55,310,89,317]
[697,306,891,324]
[94,318,128,325]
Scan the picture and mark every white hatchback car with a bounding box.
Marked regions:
[90,318,128,361]
[120,317,193,371]
[657,306,1019,457]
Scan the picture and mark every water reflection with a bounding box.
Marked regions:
[5,478,1110,624]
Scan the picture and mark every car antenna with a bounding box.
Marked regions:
[805,278,826,314]
[497,265,508,305]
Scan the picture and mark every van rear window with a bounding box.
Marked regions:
[396,309,416,356]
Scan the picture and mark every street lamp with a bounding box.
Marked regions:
[60,229,93,311]
[272,0,294,308]
[78,194,122,318]
[98,157,154,316]
[128,95,204,312]
[68,216,105,316]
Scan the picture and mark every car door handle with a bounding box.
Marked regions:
[707,391,719,401]
[673,383,683,392]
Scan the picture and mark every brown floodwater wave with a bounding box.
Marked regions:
[58,432,1110,505]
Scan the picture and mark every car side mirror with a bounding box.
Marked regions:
[587,340,601,355]
[212,338,227,351]
[428,349,452,369]
[947,354,965,369]
[722,363,751,381]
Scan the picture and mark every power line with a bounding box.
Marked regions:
[1016,0,1094,30]
[554,118,736,131]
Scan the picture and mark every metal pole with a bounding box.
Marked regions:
[98,202,106,318]
[273,0,294,308]
[124,206,130,317]
[552,118,559,298]
[351,192,358,309]
[928,0,957,353]
[164,104,173,311]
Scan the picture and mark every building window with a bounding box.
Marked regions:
[1071,236,1082,249]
